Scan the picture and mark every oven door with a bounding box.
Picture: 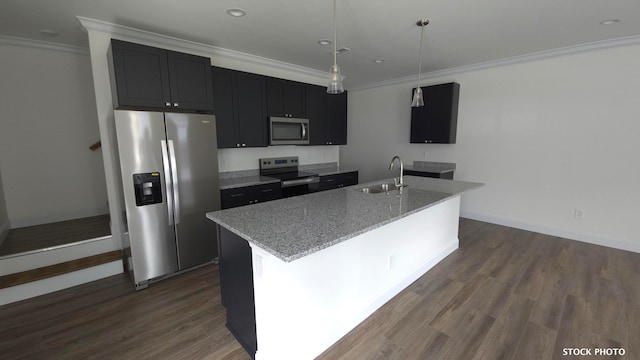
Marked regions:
[281,176,319,197]
[270,117,309,145]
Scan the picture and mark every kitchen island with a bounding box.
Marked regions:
[206,175,482,360]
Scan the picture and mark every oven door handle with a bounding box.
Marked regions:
[281,176,319,188]
[301,123,307,139]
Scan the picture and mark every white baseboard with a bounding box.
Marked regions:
[461,210,640,254]
[0,260,123,306]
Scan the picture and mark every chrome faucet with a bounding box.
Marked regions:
[389,156,404,187]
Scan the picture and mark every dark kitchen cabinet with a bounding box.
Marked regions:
[410,82,459,144]
[217,226,257,357]
[220,182,282,209]
[311,171,358,191]
[110,39,213,112]
[212,67,268,148]
[306,84,348,145]
[266,78,306,118]
[326,91,348,145]
[404,169,454,180]
[306,84,328,145]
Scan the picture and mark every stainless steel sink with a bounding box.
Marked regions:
[357,182,407,194]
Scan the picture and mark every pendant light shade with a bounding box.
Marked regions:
[327,0,344,94]
[411,19,429,107]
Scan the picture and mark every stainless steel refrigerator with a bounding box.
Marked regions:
[114,110,220,289]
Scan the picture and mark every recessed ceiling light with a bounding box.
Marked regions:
[600,19,620,25]
[40,29,59,36]
[318,39,332,46]
[373,58,385,63]
[226,8,247,17]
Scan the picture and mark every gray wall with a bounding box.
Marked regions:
[342,42,640,253]
[0,40,108,228]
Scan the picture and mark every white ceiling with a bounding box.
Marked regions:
[2,0,640,88]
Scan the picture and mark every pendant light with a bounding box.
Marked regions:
[411,19,429,107]
[327,0,344,94]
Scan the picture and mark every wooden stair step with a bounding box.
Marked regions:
[0,251,123,289]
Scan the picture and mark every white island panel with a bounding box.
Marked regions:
[251,195,461,360]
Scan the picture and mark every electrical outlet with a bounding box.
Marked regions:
[574,209,584,219]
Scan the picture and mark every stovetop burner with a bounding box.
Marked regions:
[259,156,319,190]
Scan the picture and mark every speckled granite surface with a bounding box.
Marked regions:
[207,175,482,262]
[405,161,456,174]
[219,175,280,190]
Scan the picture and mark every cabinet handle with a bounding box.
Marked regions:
[165,102,171,107]
[261,188,273,193]
[173,102,179,107]
[231,193,244,197]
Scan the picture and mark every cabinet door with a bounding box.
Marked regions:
[327,91,347,145]
[167,51,214,112]
[111,40,171,109]
[212,67,237,148]
[306,84,328,145]
[266,78,305,118]
[341,171,358,187]
[236,72,268,147]
[283,81,306,117]
[410,82,459,144]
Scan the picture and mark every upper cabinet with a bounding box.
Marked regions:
[306,85,327,145]
[110,39,214,112]
[326,91,348,145]
[410,82,460,144]
[307,84,347,145]
[266,78,306,118]
[212,67,268,148]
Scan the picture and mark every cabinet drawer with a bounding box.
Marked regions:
[315,171,359,191]
[221,183,282,209]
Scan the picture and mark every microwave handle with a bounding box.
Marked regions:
[301,123,307,139]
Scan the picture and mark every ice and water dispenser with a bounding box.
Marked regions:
[133,172,163,206]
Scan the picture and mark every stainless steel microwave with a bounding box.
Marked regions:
[269,117,309,145]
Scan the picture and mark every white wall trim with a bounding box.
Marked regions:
[461,210,640,254]
[0,35,89,55]
[0,260,123,306]
[76,16,327,80]
[352,34,640,91]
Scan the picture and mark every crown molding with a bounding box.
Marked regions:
[0,35,88,55]
[351,34,640,91]
[76,16,327,82]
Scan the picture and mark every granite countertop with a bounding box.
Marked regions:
[219,175,280,190]
[310,166,360,177]
[405,161,456,174]
[207,175,483,262]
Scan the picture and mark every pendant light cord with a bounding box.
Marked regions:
[333,0,338,67]
[416,21,425,90]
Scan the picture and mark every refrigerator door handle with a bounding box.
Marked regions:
[160,140,174,226]
[168,140,181,224]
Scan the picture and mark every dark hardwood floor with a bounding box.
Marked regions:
[0,214,111,257]
[1,218,638,359]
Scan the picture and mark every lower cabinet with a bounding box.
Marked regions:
[311,171,359,191]
[220,182,282,209]
[404,169,454,180]
[217,226,257,358]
